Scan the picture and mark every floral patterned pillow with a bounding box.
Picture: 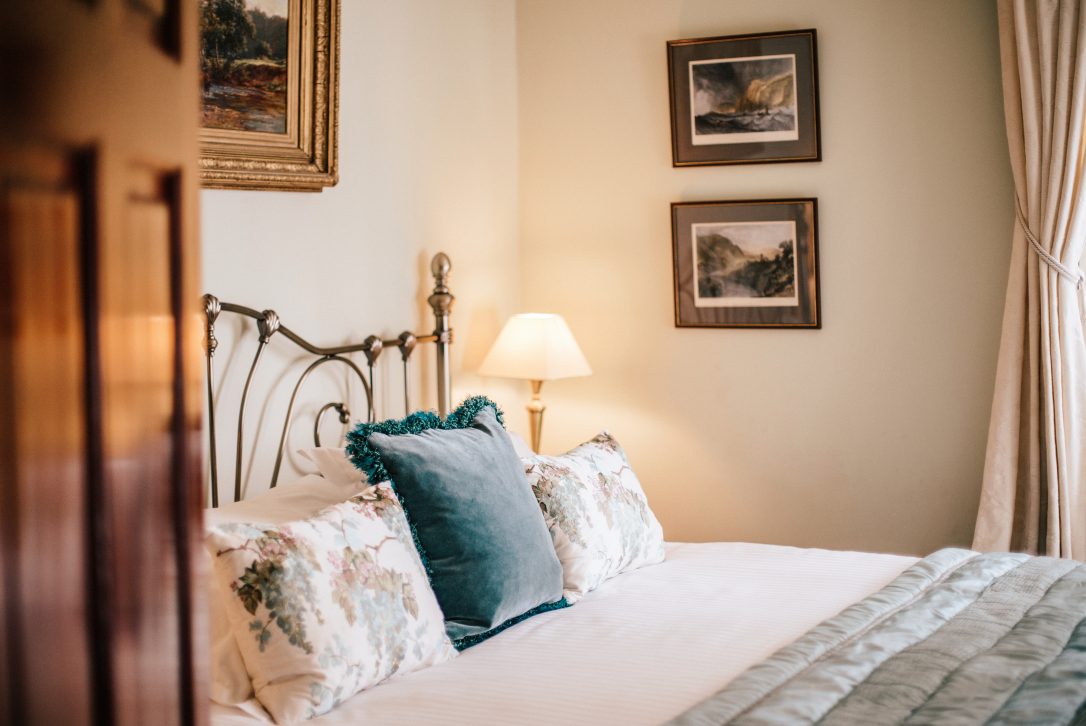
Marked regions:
[523,432,665,603]
[206,483,456,723]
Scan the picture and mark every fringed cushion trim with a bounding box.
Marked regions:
[345,395,504,483]
[451,597,570,651]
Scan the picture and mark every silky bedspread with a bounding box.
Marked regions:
[210,542,914,725]
[672,549,1086,725]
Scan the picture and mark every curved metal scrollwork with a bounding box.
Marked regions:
[314,402,351,447]
[268,355,372,489]
[203,252,454,506]
[203,294,222,507]
[397,332,417,413]
[362,335,382,423]
[234,309,280,503]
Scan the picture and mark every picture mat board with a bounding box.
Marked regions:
[668,29,820,166]
[672,199,819,328]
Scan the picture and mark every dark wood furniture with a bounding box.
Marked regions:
[1,1,203,724]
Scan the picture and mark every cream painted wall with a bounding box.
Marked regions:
[514,0,1012,555]
[200,0,1012,556]
[201,0,522,498]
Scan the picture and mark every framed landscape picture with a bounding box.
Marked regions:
[199,0,339,191]
[671,199,820,328]
[667,30,820,166]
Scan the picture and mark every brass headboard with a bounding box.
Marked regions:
[202,252,454,507]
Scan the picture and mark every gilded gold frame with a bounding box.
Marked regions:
[199,0,339,191]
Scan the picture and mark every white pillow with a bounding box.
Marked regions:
[506,430,534,459]
[523,431,665,603]
[298,446,369,489]
[207,484,456,723]
[206,474,369,707]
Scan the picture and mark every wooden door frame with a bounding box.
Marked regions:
[0,2,205,723]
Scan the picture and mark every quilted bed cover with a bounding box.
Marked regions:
[672,548,1086,725]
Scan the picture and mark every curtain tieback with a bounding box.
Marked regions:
[1015,196,1085,289]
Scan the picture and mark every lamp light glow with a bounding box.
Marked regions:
[479,313,590,452]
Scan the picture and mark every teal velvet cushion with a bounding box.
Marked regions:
[346,397,567,649]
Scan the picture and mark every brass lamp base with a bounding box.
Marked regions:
[527,379,545,453]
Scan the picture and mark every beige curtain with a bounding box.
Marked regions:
[974,0,1086,558]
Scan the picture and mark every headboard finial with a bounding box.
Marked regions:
[427,253,454,319]
[431,251,451,287]
[397,332,417,361]
[257,309,280,343]
[363,335,383,366]
[203,294,221,357]
[203,293,221,322]
[427,252,454,416]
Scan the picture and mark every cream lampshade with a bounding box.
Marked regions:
[479,313,591,453]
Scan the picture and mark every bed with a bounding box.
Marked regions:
[203,254,1086,725]
[209,539,915,725]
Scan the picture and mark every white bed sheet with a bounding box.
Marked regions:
[211,541,916,726]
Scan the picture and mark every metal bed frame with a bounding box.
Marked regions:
[202,252,454,507]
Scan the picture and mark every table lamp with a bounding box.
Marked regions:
[479,313,591,453]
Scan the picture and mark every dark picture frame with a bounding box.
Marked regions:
[667,29,820,166]
[199,0,339,191]
[672,199,820,328]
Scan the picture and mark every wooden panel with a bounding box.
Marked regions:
[0,155,93,726]
[0,1,203,723]
[101,171,181,726]
[0,174,15,726]
[127,0,180,57]
[130,0,166,13]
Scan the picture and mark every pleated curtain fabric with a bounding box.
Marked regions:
[974,0,1086,558]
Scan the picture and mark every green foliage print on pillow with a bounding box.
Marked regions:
[353,478,413,542]
[593,470,656,568]
[206,483,457,724]
[522,430,665,602]
[529,459,591,549]
[219,526,324,654]
[328,542,417,675]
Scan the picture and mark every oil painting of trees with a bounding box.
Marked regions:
[201,0,289,133]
